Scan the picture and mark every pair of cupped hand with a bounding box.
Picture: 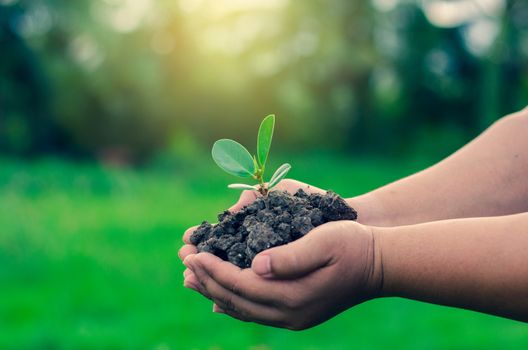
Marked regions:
[179,179,381,330]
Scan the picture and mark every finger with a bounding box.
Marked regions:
[189,252,286,304]
[219,307,251,323]
[189,255,285,326]
[183,268,193,278]
[183,226,199,244]
[218,305,287,329]
[229,190,259,213]
[252,224,334,279]
[183,272,200,291]
[204,278,286,328]
[184,255,212,298]
[178,244,197,261]
[184,269,212,299]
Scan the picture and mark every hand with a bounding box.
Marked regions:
[182,220,383,330]
[178,179,325,262]
[178,179,327,297]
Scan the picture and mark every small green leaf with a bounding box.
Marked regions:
[212,139,255,178]
[228,183,258,190]
[257,114,275,169]
[267,163,291,189]
[252,155,260,173]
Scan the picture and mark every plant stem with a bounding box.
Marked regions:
[254,173,268,196]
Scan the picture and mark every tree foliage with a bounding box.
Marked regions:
[1,0,527,162]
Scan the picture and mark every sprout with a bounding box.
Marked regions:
[211,114,291,195]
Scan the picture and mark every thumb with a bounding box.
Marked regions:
[251,229,331,279]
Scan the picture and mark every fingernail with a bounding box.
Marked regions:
[213,304,225,314]
[183,279,199,291]
[252,254,271,276]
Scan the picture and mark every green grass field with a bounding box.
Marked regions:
[1,155,527,349]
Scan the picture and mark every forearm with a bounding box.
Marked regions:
[372,213,528,322]
[349,108,528,226]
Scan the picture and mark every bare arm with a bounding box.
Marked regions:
[179,108,528,328]
[183,213,528,328]
[376,212,528,322]
[352,108,528,226]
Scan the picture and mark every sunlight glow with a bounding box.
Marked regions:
[371,0,399,12]
[102,0,152,33]
[422,0,504,28]
[186,0,289,18]
[462,18,500,56]
[187,0,289,61]
[69,34,105,71]
[151,30,175,55]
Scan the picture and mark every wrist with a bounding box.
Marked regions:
[372,225,405,298]
[366,225,386,299]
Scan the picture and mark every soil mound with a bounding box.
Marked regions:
[190,189,357,268]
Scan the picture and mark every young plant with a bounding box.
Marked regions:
[211,114,291,196]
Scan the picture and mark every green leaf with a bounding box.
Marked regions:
[257,114,275,169]
[267,163,291,189]
[252,155,259,172]
[228,183,258,190]
[212,139,255,178]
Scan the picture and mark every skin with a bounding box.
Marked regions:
[352,107,528,226]
[179,107,528,329]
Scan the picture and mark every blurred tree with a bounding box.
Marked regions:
[0,0,527,161]
[39,0,179,163]
[381,3,480,153]
[479,0,527,128]
[0,3,66,156]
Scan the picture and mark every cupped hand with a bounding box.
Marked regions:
[178,179,325,262]
[182,220,383,330]
[178,178,335,319]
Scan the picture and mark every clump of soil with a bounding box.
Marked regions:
[190,189,357,268]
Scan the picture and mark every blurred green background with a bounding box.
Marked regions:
[1,0,528,348]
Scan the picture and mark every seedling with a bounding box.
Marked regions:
[195,114,356,268]
[211,114,291,196]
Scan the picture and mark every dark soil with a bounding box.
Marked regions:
[190,189,357,268]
